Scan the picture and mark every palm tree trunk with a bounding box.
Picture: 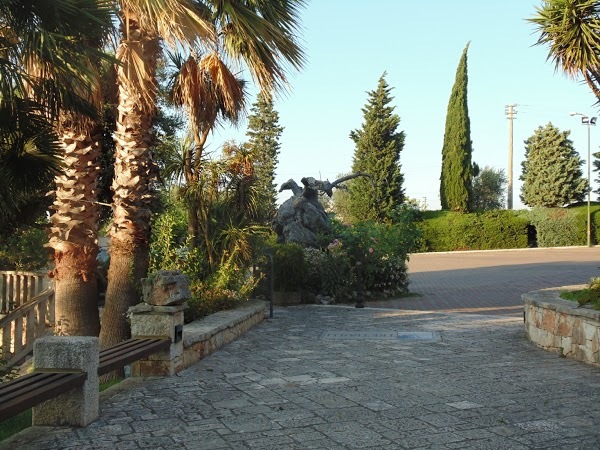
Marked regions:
[49,125,102,336]
[100,13,158,356]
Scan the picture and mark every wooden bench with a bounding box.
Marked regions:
[0,337,171,422]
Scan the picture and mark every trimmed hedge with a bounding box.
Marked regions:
[531,203,600,247]
[416,210,529,252]
[415,204,600,252]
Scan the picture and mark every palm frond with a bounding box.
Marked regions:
[215,0,306,93]
[530,0,600,83]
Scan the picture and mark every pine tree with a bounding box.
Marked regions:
[520,123,587,207]
[245,91,283,224]
[349,73,405,223]
[440,43,473,212]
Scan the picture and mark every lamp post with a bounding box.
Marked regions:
[570,112,596,247]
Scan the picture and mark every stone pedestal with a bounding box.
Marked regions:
[128,303,185,376]
[32,336,99,426]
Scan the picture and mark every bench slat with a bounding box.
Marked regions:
[0,372,86,421]
[0,337,171,422]
[98,338,170,376]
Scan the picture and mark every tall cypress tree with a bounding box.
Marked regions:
[245,91,283,224]
[349,73,405,223]
[440,43,473,212]
[520,123,587,207]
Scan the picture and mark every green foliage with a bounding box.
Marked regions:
[272,243,308,291]
[349,73,405,223]
[440,43,473,213]
[594,150,600,200]
[561,277,600,309]
[472,166,507,211]
[314,209,419,299]
[245,92,283,225]
[520,123,586,207]
[527,206,598,247]
[0,409,31,442]
[149,193,262,323]
[529,0,600,103]
[0,226,49,270]
[303,247,355,300]
[417,210,529,252]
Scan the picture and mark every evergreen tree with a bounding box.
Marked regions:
[245,91,283,224]
[472,166,507,211]
[520,123,587,207]
[440,43,473,212]
[594,151,600,200]
[349,73,405,222]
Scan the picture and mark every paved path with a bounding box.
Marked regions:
[4,247,600,449]
[367,247,600,316]
[5,305,600,449]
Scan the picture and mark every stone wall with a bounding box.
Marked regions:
[182,300,265,369]
[523,286,600,366]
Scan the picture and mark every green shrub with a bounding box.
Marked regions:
[417,210,529,252]
[303,247,355,300]
[528,208,585,247]
[323,211,419,298]
[0,226,49,270]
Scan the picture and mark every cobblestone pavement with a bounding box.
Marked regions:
[5,305,600,449]
[367,247,600,316]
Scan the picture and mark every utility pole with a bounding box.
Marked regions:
[505,104,517,209]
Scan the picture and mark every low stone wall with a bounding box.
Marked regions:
[182,300,266,369]
[523,286,600,366]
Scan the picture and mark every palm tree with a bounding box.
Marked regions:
[530,0,600,101]
[101,0,306,351]
[100,1,215,350]
[0,0,111,234]
[0,1,114,336]
[169,50,246,248]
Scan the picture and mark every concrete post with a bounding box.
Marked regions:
[128,303,185,376]
[128,270,190,376]
[32,336,99,426]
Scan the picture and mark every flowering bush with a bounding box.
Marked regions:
[305,206,420,302]
[303,247,354,301]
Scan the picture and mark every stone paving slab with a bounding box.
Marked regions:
[4,305,600,449]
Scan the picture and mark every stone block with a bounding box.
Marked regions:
[541,310,556,332]
[538,330,559,349]
[129,306,184,341]
[583,321,598,342]
[183,348,200,369]
[572,320,586,345]
[557,313,572,337]
[142,270,191,306]
[32,336,99,427]
[132,359,173,377]
[574,345,594,363]
[561,336,573,355]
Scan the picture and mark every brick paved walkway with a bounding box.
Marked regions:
[5,306,600,449]
[366,247,600,316]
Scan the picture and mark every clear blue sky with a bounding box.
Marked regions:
[214,0,599,210]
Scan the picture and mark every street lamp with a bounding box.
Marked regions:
[570,112,596,247]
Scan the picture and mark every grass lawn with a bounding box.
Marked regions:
[560,289,600,310]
